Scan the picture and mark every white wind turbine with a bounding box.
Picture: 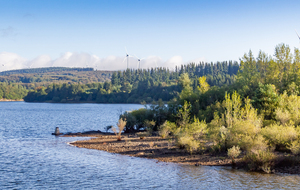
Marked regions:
[134,55,145,69]
[123,47,133,69]
[296,29,300,47]
[29,62,34,68]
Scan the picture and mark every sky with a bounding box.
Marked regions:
[1,0,300,71]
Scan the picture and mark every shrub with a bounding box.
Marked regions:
[159,103,207,154]
[289,140,300,155]
[275,92,300,125]
[144,120,156,136]
[159,121,176,138]
[177,134,199,154]
[275,108,290,125]
[244,149,275,173]
[227,145,241,164]
[261,123,298,151]
[238,134,269,153]
[209,92,262,151]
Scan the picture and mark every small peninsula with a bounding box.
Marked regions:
[64,132,300,175]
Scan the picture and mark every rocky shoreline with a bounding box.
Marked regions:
[63,132,300,175]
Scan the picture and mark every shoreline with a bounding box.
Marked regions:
[24,100,144,104]
[67,134,234,167]
[0,99,23,102]
[63,132,300,175]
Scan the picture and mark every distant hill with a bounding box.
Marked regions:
[0,67,114,87]
[0,67,93,75]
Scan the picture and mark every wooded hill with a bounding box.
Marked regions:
[0,67,114,89]
[23,61,239,103]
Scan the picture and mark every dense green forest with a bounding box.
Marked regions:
[0,67,113,90]
[0,67,93,75]
[0,82,28,100]
[23,61,239,103]
[117,43,300,173]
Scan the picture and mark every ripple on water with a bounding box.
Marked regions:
[1,102,300,189]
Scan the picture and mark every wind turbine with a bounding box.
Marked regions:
[296,30,300,47]
[134,55,145,69]
[29,62,34,68]
[296,29,300,40]
[123,47,133,69]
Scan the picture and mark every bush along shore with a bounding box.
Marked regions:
[65,44,300,174]
[66,131,300,175]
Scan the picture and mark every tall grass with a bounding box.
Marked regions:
[111,118,126,141]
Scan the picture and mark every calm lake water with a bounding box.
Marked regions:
[1,102,300,189]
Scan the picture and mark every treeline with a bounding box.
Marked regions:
[120,43,300,172]
[24,61,239,103]
[0,67,93,76]
[0,68,113,89]
[0,82,28,100]
[110,61,239,88]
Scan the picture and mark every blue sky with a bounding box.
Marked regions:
[1,0,300,71]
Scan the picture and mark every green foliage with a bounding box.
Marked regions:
[120,101,170,133]
[144,120,156,135]
[243,149,275,173]
[227,145,241,163]
[159,121,176,138]
[159,101,207,154]
[0,82,28,99]
[289,140,300,155]
[20,61,238,103]
[261,123,299,151]
[252,83,279,120]
[275,92,300,125]
[209,92,262,151]
[179,73,193,100]
[198,76,210,94]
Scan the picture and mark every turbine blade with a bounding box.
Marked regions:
[296,29,300,39]
[123,57,126,63]
[125,47,128,54]
[134,54,139,59]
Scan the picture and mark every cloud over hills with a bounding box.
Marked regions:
[0,52,205,72]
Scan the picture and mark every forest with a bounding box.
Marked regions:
[23,61,239,103]
[0,67,113,89]
[117,43,300,173]
[0,82,28,100]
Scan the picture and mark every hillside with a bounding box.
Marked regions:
[0,67,114,87]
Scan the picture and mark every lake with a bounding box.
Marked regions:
[1,102,300,189]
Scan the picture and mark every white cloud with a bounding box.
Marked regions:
[0,52,205,72]
[28,55,52,68]
[164,56,183,70]
[0,52,27,71]
[190,57,206,64]
[52,52,93,67]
